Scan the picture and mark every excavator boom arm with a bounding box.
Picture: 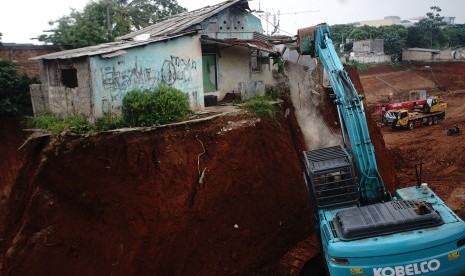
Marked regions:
[299,24,385,203]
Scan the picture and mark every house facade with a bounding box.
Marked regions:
[31,0,278,121]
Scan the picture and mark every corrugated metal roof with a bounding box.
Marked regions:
[30,32,196,60]
[201,37,277,53]
[116,0,249,41]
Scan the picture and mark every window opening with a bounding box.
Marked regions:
[61,68,78,88]
[251,49,261,72]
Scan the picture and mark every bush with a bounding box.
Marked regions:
[154,85,190,124]
[242,96,276,118]
[122,89,158,126]
[122,85,190,127]
[27,112,91,134]
[0,60,39,115]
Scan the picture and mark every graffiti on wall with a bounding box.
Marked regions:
[102,55,198,92]
[99,55,200,112]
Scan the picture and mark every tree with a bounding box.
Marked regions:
[379,25,408,61]
[330,24,356,51]
[0,32,2,46]
[36,0,186,49]
[444,24,465,48]
[348,25,381,41]
[414,6,447,49]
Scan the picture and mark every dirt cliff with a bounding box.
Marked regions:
[2,111,312,275]
[0,117,26,232]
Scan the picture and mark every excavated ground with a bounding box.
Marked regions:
[359,61,465,220]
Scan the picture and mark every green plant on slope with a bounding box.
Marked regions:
[27,112,91,134]
[242,96,276,118]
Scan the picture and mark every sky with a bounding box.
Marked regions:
[0,0,464,44]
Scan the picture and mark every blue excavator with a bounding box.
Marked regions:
[298,23,465,275]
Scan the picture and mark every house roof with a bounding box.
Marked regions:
[116,0,249,41]
[30,32,196,60]
[30,0,264,61]
[405,48,441,53]
[201,37,277,53]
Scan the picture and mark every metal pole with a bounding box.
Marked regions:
[107,0,111,38]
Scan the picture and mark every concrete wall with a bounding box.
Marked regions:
[197,5,263,40]
[213,46,276,100]
[349,54,391,63]
[32,57,93,117]
[0,44,59,76]
[90,35,203,118]
[453,48,465,60]
[402,48,453,62]
[353,39,384,54]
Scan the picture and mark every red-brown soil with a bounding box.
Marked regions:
[2,112,313,275]
[359,61,465,219]
[0,117,27,230]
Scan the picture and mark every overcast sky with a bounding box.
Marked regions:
[1,0,464,44]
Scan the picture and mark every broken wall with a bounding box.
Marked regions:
[353,39,384,54]
[90,35,203,118]
[32,57,93,117]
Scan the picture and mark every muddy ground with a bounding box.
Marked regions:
[0,61,464,275]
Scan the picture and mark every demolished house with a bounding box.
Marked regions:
[30,0,278,121]
[349,39,391,63]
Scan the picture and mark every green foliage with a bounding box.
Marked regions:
[153,85,190,124]
[379,25,408,61]
[265,85,285,100]
[36,0,187,49]
[269,53,285,75]
[444,24,465,48]
[27,112,91,134]
[122,89,158,126]
[242,97,276,118]
[95,112,126,131]
[122,85,190,127]
[0,60,39,115]
[410,6,448,49]
[329,24,356,51]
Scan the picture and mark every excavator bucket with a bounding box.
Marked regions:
[297,23,327,57]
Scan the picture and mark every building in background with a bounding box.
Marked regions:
[402,48,452,62]
[349,39,391,63]
[0,43,59,76]
[358,16,401,27]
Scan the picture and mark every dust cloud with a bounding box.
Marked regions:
[284,49,341,150]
